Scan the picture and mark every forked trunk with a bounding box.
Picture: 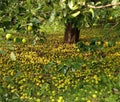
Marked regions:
[64,22,80,43]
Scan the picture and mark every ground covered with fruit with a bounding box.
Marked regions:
[0,27,120,102]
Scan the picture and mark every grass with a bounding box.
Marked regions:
[0,24,120,102]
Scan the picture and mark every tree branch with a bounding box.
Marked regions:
[87,2,120,9]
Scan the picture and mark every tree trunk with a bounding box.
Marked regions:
[64,22,80,43]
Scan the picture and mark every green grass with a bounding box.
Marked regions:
[0,24,120,102]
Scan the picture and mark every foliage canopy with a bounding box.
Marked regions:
[0,0,120,32]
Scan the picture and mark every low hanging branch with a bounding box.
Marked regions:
[87,2,120,9]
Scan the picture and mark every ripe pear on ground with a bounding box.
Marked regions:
[27,25,32,31]
[6,34,12,40]
[22,38,27,43]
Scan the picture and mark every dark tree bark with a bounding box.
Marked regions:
[64,22,80,43]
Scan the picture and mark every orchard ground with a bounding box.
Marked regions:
[0,24,120,102]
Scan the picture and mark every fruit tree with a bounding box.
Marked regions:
[0,0,120,43]
[48,0,120,43]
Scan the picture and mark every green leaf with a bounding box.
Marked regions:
[49,10,56,22]
[3,76,12,82]
[85,22,90,28]
[72,5,79,10]
[68,0,74,10]
[14,71,23,78]
[61,0,66,2]
[108,41,115,47]
[0,86,3,94]
[89,8,94,18]
[101,47,105,52]
[10,52,16,61]
[68,0,79,10]
[28,23,33,26]
[77,41,85,48]
[26,0,31,8]
[105,94,118,102]
[111,0,119,8]
[63,10,67,17]
[78,0,86,5]
[0,50,6,55]
[0,37,3,42]
[95,2,102,6]
[118,74,120,87]
[8,46,14,51]
[71,11,80,17]
[32,17,41,24]
[59,0,66,9]
[0,28,4,32]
